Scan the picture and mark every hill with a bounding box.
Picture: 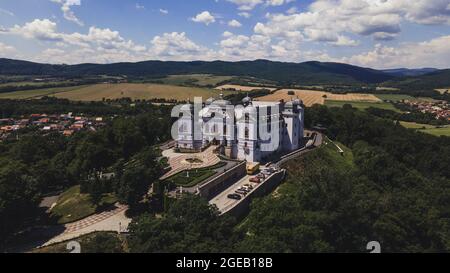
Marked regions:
[0,58,394,85]
[382,68,439,77]
[382,69,450,89]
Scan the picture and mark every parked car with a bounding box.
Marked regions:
[244,184,254,190]
[257,173,266,179]
[227,194,241,200]
[249,177,261,183]
[236,189,248,195]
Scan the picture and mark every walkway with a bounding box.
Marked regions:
[160,146,220,179]
[41,203,130,247]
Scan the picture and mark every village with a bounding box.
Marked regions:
[0,113,108,141]
[402,99,450,121]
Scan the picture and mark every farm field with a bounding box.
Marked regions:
[0,85,88,99]
[436,88,450,94]
[400,121,450,137]
[158,74,234,87]
[257,89,380,107]
[325,100,401,112]
[215,84,277,92]
[0,83,230,101]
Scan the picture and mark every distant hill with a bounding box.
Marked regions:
[382,68,439,77]
[382,69,450,89]
[0,58,394,85]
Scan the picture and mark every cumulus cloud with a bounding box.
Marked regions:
[238,12,251,18]
[50,0,84,26]
[344,35,450,69]
[191,11,216,25]
[0,42,17,58]
[159,9,169,15]
[253,0,450,45]
[228,19,242,27]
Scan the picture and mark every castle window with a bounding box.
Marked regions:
[245,127,249,139]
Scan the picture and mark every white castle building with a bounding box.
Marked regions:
[176,96,304,163]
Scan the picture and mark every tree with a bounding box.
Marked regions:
[128,195,238,253]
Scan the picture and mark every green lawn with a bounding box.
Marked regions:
[325,100,401,112]
[50,185,118,224]
[164,161,227,187]
[400,121,450,137]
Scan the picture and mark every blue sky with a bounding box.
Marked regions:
[0,0,450,69]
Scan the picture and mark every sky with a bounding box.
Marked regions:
[0,0,450,69]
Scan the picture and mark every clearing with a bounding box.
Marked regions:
[157,74,234,87]
[50,185,118,224]
[400,121,450,137]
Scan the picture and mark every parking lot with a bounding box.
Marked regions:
[209,167,278,214]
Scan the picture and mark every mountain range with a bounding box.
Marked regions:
[0,58,448,88]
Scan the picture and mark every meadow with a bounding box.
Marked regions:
[400,121,450,137]
[215,84,277,92]
[325,100,401,112]
[0,83,231,101]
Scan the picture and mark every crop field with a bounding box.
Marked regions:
[400,121,450,137]
[158,74,234,87]
[257,89,380,107]
[325,100,400,112]
[0,83,230,101]
[436,88,450,94]
[215,84,277,92]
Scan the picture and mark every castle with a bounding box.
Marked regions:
[176,96,305,163]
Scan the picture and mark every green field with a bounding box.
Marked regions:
[376,94,415,102]
[0,83,234,101]
[400,121,450,137]
[156,74,234,87]
[0,86,88,99]
[50,185,118,224]
[325,100,401,112]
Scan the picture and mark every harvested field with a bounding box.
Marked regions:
[436,88,450,94]
[257,89,380,107]
[215,84,277,92]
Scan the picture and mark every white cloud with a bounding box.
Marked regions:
[344,35,450,69]
[228,19,242,27]
[191,11,216,25]
[238,12,251,18]
[253,0,450,46]
[226,0,293,10]
[159,9,169,15]
[226,0,263,11]
[50,0,84,26]
[135,3,145,10]
[0,42,17,58]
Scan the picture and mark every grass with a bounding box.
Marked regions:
[375,94,415,102]
[164,161,227,187]
[50,185,118,224]
[50,83,231,101]
[31,232,124,253]
[0,85,88,99]
[0,83,236,101]
[325,100,401,112]
[400,121,450,137]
